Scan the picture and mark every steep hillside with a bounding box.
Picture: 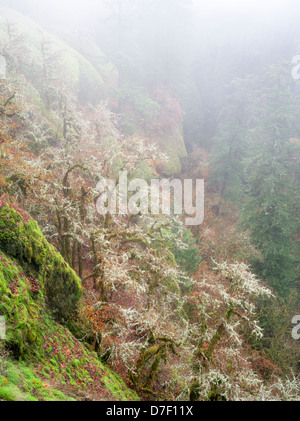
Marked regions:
[0,6,105,104]
[0,4,299,402]
[0,199,138,401]
[0,7,187,175]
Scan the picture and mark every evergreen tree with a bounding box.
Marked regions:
[210,76,255,203]
[241,65,300,296]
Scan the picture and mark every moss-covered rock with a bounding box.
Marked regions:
[159,127,187,177]
[0,251,40,357]
[0,203,82,322]
[0,7,105,105]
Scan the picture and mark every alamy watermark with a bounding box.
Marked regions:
[292,316,300,340]
[0,316,6,340]
[96,171,205,226]
[0,55,6,80]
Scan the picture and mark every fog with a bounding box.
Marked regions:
[0,0,298,36]
[1,0,300,148]
[1,1,300,143]
[0,0,299,402]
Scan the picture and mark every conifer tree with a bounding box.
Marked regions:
[241,65,300,295]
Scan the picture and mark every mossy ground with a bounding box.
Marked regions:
[32,315,138,401]
[0,348,75,401]
[0,310,138,401]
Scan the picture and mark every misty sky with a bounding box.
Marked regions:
[0,0,297,27]
[1,0,300,81]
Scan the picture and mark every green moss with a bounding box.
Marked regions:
[0,7,105,105]
[0,205,82,322]
[28,314,139,401]
[0,252,40,358]
[0,358,75,401]
[0,311,140,401]
[159,126,187,177]
[102,369,138,401]
[0,205,138,401]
